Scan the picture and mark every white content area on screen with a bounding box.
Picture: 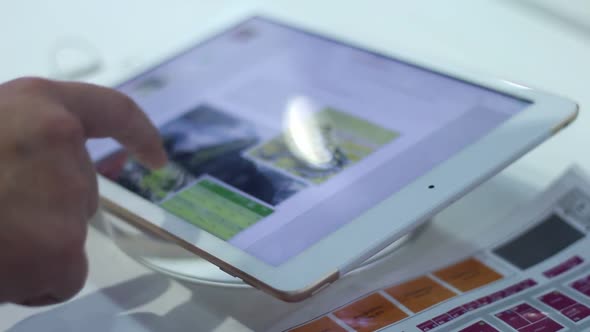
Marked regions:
[87,17,529,266]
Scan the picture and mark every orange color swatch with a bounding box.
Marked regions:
[433,258,503,292]
[290,317,346,332]
[385,275,457,313]
[334,293,408,332]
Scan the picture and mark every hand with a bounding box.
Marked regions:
[0,77,167,306]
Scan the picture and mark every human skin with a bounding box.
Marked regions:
[0,77,167,306]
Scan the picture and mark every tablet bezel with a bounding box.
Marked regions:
[98,6,578,301]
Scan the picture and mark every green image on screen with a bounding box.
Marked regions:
[248,108,399,184]
[161,179,273,240]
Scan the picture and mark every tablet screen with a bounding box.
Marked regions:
[91,17,530,265]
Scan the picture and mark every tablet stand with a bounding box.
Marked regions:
[101,211,428,288]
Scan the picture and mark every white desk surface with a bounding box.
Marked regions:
[1,1,589,331]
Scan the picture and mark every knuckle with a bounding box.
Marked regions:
[35,242,88,305]
[10,77,54,94]
[65,223,87,250]
[115,93,140,124]
[38,111,84,144]
[52,224,87,263]
[119,92,139,113]
[22,214,88,304]
[58,253,88,302]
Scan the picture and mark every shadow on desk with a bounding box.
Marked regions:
[5,272,290,332]
[5,223,493,332]
[7,172,538,332]
[6,274,174,332]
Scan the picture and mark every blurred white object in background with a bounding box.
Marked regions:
[50,37,102,79]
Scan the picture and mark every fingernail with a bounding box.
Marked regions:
[137,146,168,170]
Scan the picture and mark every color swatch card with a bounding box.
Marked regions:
[278,166,590,332]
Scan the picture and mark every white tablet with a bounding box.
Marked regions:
[91,11,578,301]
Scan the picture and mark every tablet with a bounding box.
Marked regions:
[91,12,578,301]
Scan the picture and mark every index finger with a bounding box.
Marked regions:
[50,81,167,169]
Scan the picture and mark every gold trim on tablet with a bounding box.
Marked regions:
[100,197,340,302]
[552,104,579,135]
